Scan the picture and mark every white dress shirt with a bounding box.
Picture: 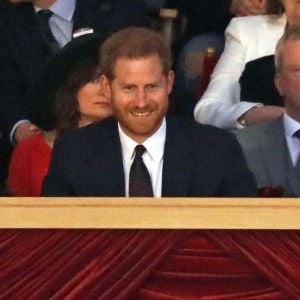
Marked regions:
[35,0,75,48]
[283,113,300,166]
[118,119,166,197]
[194,14,286,130]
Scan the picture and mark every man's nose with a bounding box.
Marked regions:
[135,89,148,107]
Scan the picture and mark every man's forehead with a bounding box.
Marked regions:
[115,54,160,64]
[113,55,163,72]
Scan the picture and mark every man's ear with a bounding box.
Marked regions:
[99,75,111,99]
[274,74,284,96]
[167,70,175,95]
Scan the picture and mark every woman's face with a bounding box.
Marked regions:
[77,75,112,127]
[282,0,300,26]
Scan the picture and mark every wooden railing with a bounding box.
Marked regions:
[1,198,299,298]
[0,197,299,229]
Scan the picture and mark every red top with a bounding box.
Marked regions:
[7,133,52,196]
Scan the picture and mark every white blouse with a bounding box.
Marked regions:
[194,14,286,129]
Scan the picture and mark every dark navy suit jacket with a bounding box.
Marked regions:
[42,117,257,197]
[0,0,147,136]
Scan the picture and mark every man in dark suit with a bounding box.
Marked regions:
[42,27,256,197]
[0,0,148,144]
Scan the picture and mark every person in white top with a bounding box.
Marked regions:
[194,0,300,130]
[234,24,300,196]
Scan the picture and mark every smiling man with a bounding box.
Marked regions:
[106,54,172,144]
[42,27,256,197]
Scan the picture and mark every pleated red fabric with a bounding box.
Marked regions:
[0,230,299,299]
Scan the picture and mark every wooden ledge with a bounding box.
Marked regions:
[0,198,299,229]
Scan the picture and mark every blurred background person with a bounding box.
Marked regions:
[239,0,300,112]
[164,0,278,116]
[235,25,300,196]
[193,0,300,129]
[7,34,112,197]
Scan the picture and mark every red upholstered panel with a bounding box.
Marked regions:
[0,230,299,299]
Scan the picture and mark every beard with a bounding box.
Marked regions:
[113,100,168,142]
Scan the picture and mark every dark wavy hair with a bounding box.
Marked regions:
[28,33,106,136]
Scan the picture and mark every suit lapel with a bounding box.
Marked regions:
[162,118,194,197]
[259,118,300,196]
[260,118,287,186]
[72,0,97,33]
[286,157,300,197]
[284,132,300,196]
[90,119,125,196]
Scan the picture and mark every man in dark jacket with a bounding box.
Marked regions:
[42,27,256,197]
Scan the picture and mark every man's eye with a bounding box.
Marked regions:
[123,86,135,92]
[290,68,300,77]
[146,84,158,91]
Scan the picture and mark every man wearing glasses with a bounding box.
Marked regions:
[235,24,300,197]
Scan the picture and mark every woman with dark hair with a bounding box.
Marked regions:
[7,34,112,196]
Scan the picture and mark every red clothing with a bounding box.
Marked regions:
[7,134,52,196]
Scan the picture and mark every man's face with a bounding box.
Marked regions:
[106,54,174,143]
[275,39,300,120]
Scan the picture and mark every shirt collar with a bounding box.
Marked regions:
[34,0,75,22]
[118,118,166,162]
[283,113,300,138]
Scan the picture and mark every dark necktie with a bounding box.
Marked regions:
[37,9,59,55]
[294,130,300,175]
[129,145,154,197]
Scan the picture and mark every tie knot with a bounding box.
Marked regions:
[38,9,53,22]
[134,145,146,159]
[294,130,300,139]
